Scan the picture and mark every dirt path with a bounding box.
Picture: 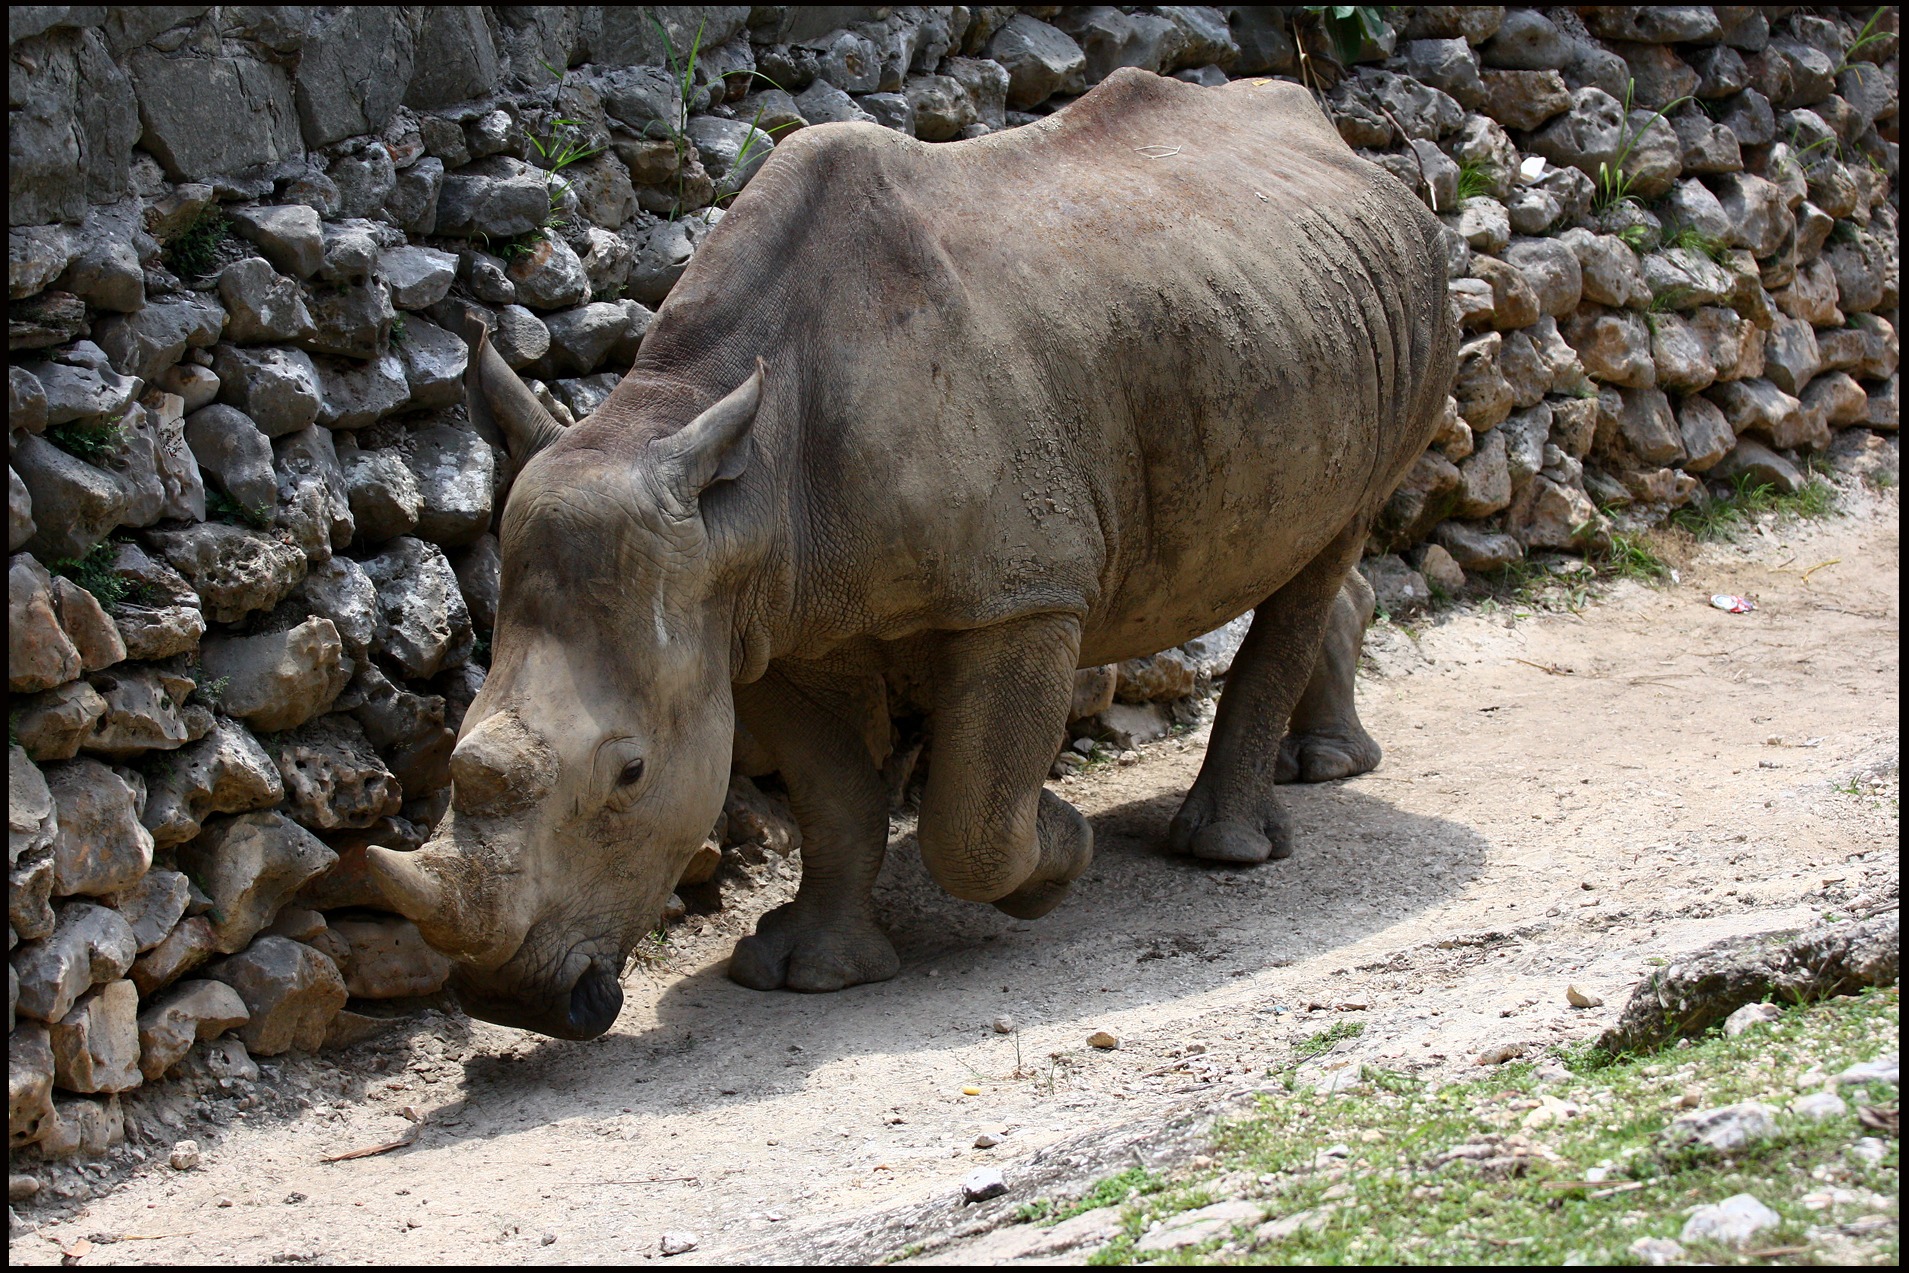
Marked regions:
[12,485,1899,1267]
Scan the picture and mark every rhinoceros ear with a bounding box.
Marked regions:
[654,358,764,503]
[461,311,566,469]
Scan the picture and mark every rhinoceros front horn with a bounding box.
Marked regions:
[367,846,447,928]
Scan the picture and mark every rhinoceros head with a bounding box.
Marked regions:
[369,319,764,1039]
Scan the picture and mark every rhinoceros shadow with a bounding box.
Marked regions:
[420,777,1489,1144]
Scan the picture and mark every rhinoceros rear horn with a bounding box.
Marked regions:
[461,311,567,469]
[654,358,765,503]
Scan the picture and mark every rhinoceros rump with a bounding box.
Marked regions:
[369,69,1457,1040]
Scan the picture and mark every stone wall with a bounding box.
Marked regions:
[7,5,1900,1162]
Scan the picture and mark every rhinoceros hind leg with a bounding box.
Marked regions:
[918,614,1092,911]
[727,663,898,992]
[1274,570,1382,784]
[1169,521,1366,864]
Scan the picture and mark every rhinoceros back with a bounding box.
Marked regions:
[627,69,1456,662]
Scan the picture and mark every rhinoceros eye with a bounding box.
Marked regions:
[617,758,646,788]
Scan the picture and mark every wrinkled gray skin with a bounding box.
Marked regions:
[370,69,1455,1040]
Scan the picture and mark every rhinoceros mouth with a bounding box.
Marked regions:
[450,950,624,1041]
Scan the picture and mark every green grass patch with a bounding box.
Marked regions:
[50,540,131,613]
[206,489,274,529]
[1454,160,1496,203]
[1038,986,1899,1265]
[1671,473,1840,542]
[45,416,127,465]
[163,205,231,278]
[1597,530,1672,583]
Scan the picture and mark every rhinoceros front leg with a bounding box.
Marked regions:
[1275,569,1383,784]
[1169,522,1367,864]
[727,664,899,992]
[917,614,1094,920]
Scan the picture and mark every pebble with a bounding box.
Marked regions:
[974,1133,999,1149]
[962,1166,1008,1203]
[1847,1137,1886,1165]
[1722,1001,1782,1035]
[1087,1030,1119,1050]
[1832,1056,1899,1088]
[9,1175,42,1201]
[659,1231,699,1256]
[961,1085,981,1096]
[168,1140,201,1170]
[1788,1091,1847,1122]
[1669,1102,1779,1153]
[1629,1236,1686,1265]
[541,1232,556,1245]
[992,1015,1015,1034]
[1680,1193,1779,1247]
[1565,984,1602,1008]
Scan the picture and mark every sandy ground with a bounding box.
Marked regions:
[11,482,1899,1267]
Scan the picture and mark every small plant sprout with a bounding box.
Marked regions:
[1594,79,1695,214]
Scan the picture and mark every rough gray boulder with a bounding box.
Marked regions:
[1598,912,1899,1056]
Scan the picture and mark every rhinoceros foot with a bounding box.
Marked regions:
[728,902,900,993]
[991,789,1095,919]
[1167,790,1295,865]
[1274,726,1382,785]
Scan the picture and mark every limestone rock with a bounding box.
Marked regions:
[80,664,195,759]
[274,425,354,564]
[313,350,410,430]
[340,445,422,544]
[228,205,324,280]
[540,302,632,376]
[9,1023,56,1149]
[988,14,1087,109]
[184,403,277,515]
[1563,305,1655,388]
[1478,68,1571,130]
[209,343,322,436]
[12,681,106,764]
[1677,396,1735,472]
[11,901,138,1023]
[218,256,314,344]
[205,935,346,1056]
[330,916,452,999]
[128,915,218,997]
[397,317,467,408]
[1114,648,1198,703]
[1454,429,1511,517]
[405,426,495,548]
[90,295,225,384]
[141,717,285,848]
[361,536,475,679]
[1453,332,1515,430]
[135,978,250,1080]
[177,812,338,955]
[1762,317,1822,398]
[435,156,551,239]
[300,277,396,361]
[49,978,141,1093]
[270,715,403,831]
[198,617,349,733]
[1434,520,1524,570]
[146,523,306,623]
[10,554,82,694]
[47,756,154,896]
[107,867,192,953]
[12,432,132,563]
[299,554,382,655]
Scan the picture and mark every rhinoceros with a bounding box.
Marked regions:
[368,68,1456,1039]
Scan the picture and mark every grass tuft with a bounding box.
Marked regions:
[163,206,231,278]
[1671,473,1840,542]
[50,540,131,613]
[45,415,127,464]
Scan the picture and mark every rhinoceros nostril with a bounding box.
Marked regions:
[566,963,623,1038]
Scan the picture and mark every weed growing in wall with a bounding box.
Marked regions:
[162,206,231,279]
[50,540,131,612]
